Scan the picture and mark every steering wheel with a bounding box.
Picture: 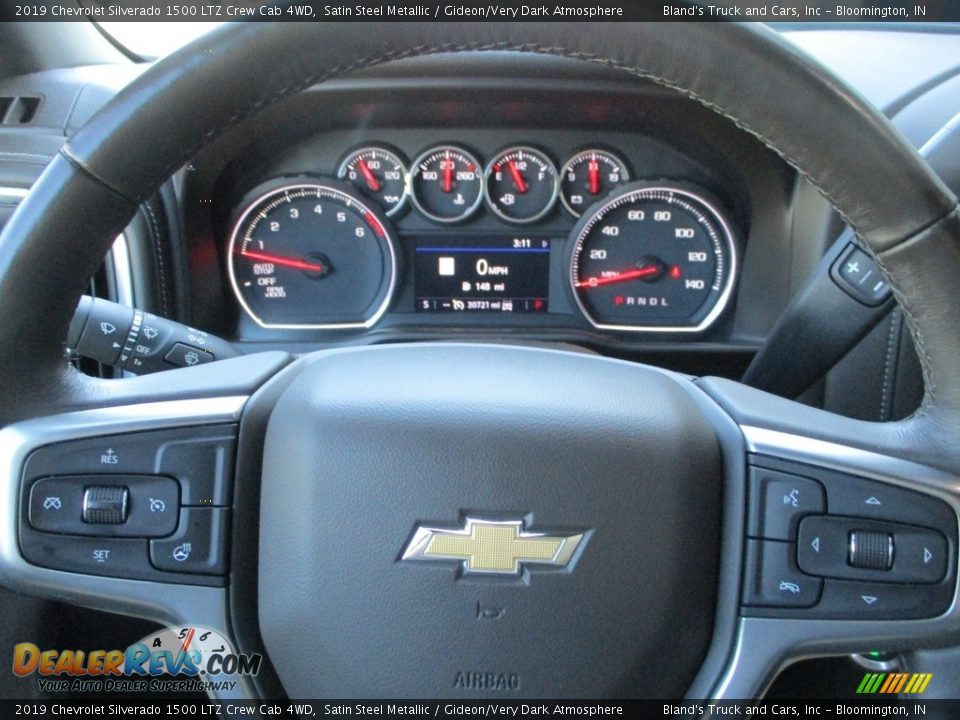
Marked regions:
[1,21,959,700]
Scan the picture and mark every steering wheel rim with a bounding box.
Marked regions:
[1,21,959,700]
[0,22,958,466]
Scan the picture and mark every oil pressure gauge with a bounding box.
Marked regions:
[337,145,409,217]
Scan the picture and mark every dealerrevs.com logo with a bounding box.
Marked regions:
[12,626,261,694]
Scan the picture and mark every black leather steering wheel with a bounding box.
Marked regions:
[1,21,959,699]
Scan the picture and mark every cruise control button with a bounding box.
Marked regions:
[748,468,824,540]
[28,475,178,538]
[20,535,148,579]
[29,478,85,533]
[25,437,156,478]
[23,425,237,507]
[82,486,129,524]
[150,508,229,575]
[742,539,821,608]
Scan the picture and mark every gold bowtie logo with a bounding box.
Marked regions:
[401,518,587,576]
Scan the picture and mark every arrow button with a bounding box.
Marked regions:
[923,547,933,564]
[811,537,820,553]
[861,595,878,605]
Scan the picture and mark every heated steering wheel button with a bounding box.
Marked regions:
[150,508,228,575]
[748,468,824,540]
[743,539,821,608]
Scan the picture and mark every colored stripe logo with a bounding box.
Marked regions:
[857,672,933,694]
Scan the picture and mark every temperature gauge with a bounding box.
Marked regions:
[337,145,409,217]
[484,146,559,224]
[410,145,483,224]
[560,149,630,217]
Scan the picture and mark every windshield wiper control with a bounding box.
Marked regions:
[67,295,239,375]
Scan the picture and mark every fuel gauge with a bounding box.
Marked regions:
[484,146,558,224]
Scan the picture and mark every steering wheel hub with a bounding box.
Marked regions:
[258,344,722,697]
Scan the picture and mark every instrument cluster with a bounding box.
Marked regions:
[338,144,630,223]
[226,141,740,335]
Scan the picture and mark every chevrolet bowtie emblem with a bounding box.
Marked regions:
[401,517,588,576]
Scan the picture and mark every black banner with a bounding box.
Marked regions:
[3,0,960,22]
[2,699,959,718]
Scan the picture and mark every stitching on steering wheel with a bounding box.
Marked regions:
[69,35,956,414]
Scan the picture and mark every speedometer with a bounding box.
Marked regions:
[227,180,397,330]
[568,183,737,333]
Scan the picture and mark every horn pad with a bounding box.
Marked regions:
[259,344,722,697]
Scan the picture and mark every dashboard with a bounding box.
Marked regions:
[225,143,737,334]
[1,24,959,702]
[177,55,813,374]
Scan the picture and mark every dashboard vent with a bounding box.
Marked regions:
[0,95,40,124]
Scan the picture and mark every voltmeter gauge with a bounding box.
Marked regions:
[560,149,630,217]
[337,145,409,217]
[484,146,559,224]
[409,145,483,224]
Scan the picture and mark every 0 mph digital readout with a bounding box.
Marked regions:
[414,236,551,313]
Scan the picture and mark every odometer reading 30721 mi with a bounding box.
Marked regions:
[415,236,551,313]
[569,183,738,332]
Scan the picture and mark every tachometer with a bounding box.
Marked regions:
[227,181,397,329]
[569,183,737,332]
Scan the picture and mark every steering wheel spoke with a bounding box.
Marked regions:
[698,384,960,699]
[0,394,258,700]
[1,21,959,700]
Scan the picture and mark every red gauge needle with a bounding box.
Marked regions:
[357,159,381,192]
[576,264,660,288]
[241,250,325,273]
[588,159,600,195]
[507,160,528,194]
[442,155,453,193]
